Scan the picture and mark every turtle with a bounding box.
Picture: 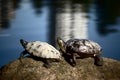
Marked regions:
[57,37,103,67]
[19,39,61,68]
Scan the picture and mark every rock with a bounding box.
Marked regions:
[0,57,120,80]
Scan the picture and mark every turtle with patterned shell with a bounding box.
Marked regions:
[19,39,61,68]
[57,37,103,67]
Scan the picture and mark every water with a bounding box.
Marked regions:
[88,1,120,60]
[0,0,49,67]
[0,0,120,67]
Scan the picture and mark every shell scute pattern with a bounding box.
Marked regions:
[25,41,61,59]
[65,39,102,54]
[57,37,103,66]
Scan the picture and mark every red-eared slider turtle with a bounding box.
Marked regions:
[57,37,103,67]
[19,39,61,68]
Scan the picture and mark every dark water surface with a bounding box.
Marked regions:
[0,0,120,67]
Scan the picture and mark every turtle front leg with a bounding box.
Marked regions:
[43,58,51,68]
[19,50,27,59]
[71,53,76,67]
[94,54,103,66]
[19,50,28,64]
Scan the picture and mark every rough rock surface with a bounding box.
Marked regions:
[0,57,120,80]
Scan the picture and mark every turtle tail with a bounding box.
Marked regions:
[20,39,28,48]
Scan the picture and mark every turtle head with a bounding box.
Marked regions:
[57,37,66,53]
[20,39,28,48]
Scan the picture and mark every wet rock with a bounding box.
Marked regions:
[0,57,120,80]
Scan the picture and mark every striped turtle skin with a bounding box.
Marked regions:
[20,39,61,68]
[57,37,103,67]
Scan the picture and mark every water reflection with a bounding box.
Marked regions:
[31,0,42,15]
[1,0,14,28]
[93,0,120,35]
[0,0,49,67]
[48,0,91,46]
[47,0,56,46]
[0,0,120,67]
[0,0,45,30]
[89,0,120,60]
[55,0,89,41]
[12,0,21,9]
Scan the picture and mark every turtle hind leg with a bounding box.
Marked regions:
[94,54,103,66]
[43,58,51,68]
[71,53,76,67]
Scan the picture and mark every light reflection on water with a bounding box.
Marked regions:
[0,0,120,67]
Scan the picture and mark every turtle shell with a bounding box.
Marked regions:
[23,41,61,59]
[65,39,102,55]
